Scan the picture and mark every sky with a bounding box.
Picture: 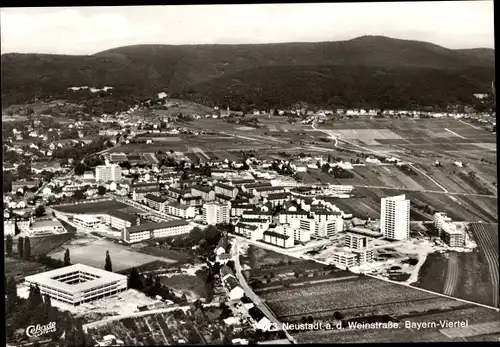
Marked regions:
[0,2,495,55]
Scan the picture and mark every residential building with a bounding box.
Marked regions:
[179,195,204,207]
[332,251,358,269]
[95,164,122,182]
[203,202,230,225]
[278,211,308,224]
[235,223,263,241]
[102,211,137,231]
[380,195,410,240]
[191,185,215,201]
[353,248,374,264]
[264,193,291,207]
[165,202,196,219]
[144,194,167,212]
[344,233,368,251]
[242,210,273,223]
[231,204,255,217]
[223,276,244,301]
[248,307,273,331]
[214,182,239,199]
[262,230,294,248]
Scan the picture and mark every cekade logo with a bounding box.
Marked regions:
[26,322,57,338]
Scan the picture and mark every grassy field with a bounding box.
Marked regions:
[4,256,53,282]
[49,238,177,272]
[10,233,77,257]
[53,200,143,214]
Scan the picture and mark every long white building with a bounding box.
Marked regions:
[380,194,410,240]
[24,264,127,306]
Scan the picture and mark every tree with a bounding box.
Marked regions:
[5,276,18,312]
[64,249,71,266]
[73,189,86,201]
[6,235,13,255]
[35,205,46,217]
[97,186,107,195]
[24,237,31,260]
[74,163,86,176]
[333,311,344,320]
[128,268,143,290]
[104,250,112,272]
[18,236,24,258]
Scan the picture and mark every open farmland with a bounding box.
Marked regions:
[49,238,177,272]
[414,223,498,308]
[4,257,53,282]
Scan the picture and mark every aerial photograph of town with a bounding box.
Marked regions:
[1,2,498,346]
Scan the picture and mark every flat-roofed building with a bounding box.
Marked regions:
[203,202,230,225]
[95,164,122,183]
[29,219,66,236]
[381,194,410,241]
[235,223,263,241]
[231,204,255,217]
[242,210,273,223]
[264,193,291,207]
[122,220,192,243]
[73,215,101,229]
[344,233,368,251]
[332,251,357,269]
[102,211,137,230]
[24,264,127,306]
[353,248,374,264]
[179,195,204,207]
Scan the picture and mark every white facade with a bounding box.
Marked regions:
[29,219,66,236]
[380,195,410,240]
[203,202,230,225]
[4,220,15,237]
[24,264,127,306]
[279,211,308,225]
[95,164,122,182]
[344,233,368,251]
[353,248,374,264]
[166,202,196,219]
[73,215,101,229]
[332,251,358,269]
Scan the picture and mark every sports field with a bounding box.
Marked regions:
[49,238,177,272]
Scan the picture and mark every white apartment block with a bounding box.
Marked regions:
[299,218,316,236]
[214,183,239,199]
[315,219,343,238]
[166,202,196,219]
[353,248,374,265]
[102,211,136,231]
[279,211,308,225]
[344,233,368,251]
[122,220,192,243]
[332,251,358,269]
[95,164,122,182]
[191,186,216,201]
[434,213,465,247]
[203,202,230,225]
[235,223,263,241]
[262,230,294,248]
[380,195,410,240]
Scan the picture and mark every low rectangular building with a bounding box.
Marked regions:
[332,251,358,269]
[144,194,167,212]
[29,219,66,236]
[73,215,101,229]
[24,264,127,306]
[262,230,294,248]
[344,233,368,251]
[191,185,215,201]
[165,202,196,219]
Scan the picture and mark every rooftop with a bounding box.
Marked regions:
[30,219,64,229]
[235,223,258,231]
[263,230,290,240]
[24,263,126,293]
[144,194,167,203]
[127,220,190,234]
[105,210,138,225]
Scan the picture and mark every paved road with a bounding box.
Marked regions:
[231,238,297,344]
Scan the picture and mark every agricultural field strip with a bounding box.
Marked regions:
[439,321,500,339]
[444,128,467,139]
[470,223,499,307]
[268,296,439,319]
[255,275,359,292]
[443,254,460,296]
[408,164,448,192]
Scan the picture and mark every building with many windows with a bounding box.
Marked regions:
[332,251,358,269]
[191,185,216,201]
[24,264,127,306]
[4,220,15,237]
[203,202,230,225]
[344,233,368,251]
[434,213,465,247]
[165,202,196,219]
[29,219,66,236]
[73,215,101,229]
[144,194,168,212]
[380,194,410,240]
[122,220,192,243]
[102,211,137,231]
[214,182,239,199]
[262,229,294,248]
[95,164,122,183]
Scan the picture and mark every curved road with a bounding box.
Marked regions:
[231,238,297,344]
